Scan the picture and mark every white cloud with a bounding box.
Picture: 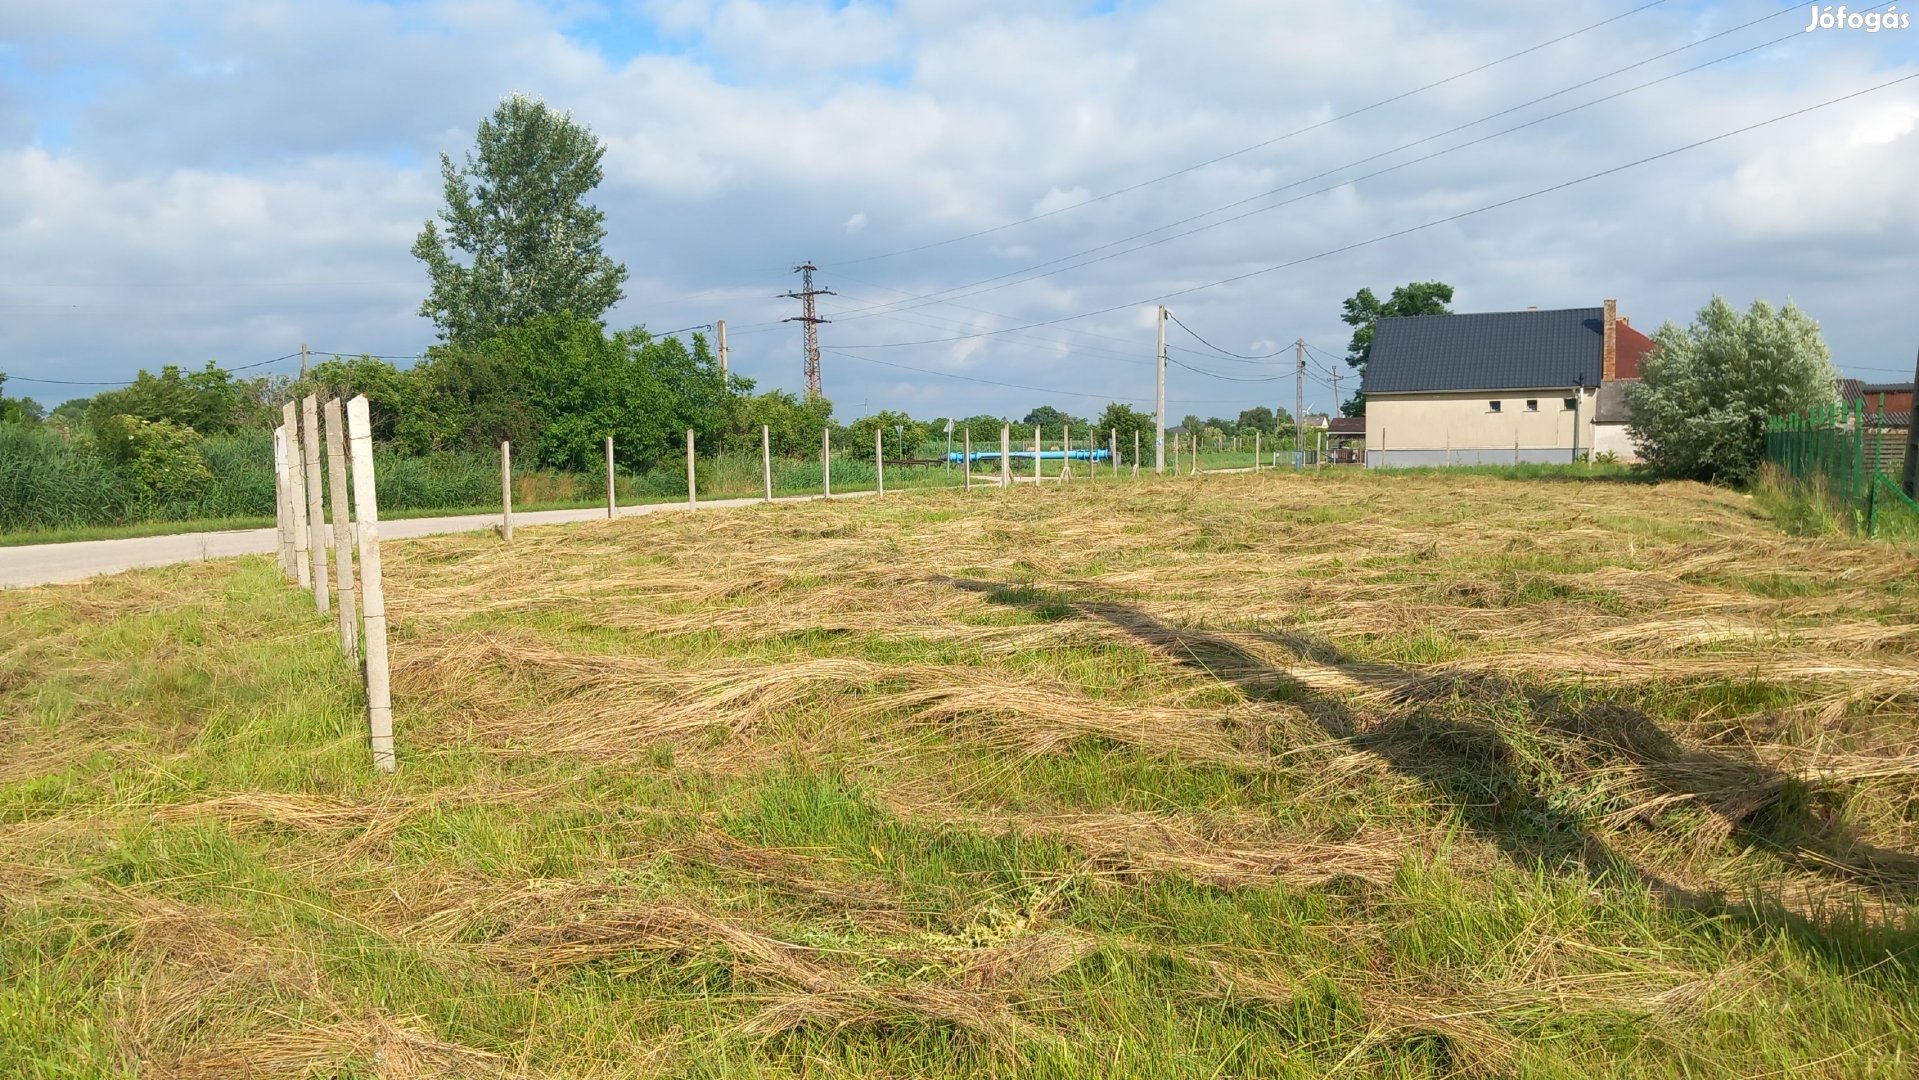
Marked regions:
[2,0,1916,414]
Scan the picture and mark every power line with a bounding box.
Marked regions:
[826,348,1271,408]
[831,0,1671,267]
[5,352,305,387]
[1166,354,1295,383]
[1166,313,1291,360]
[826,9,1823,325]
[833,71,1919,352]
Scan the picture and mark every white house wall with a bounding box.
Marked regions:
[1365,389,1596,468]
[1591,422,1642,463]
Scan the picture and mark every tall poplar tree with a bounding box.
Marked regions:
[412,94,628,346]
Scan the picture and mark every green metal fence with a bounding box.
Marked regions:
[1765,395,1918,539]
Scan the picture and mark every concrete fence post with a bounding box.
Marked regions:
[345,395,395,773]
[1133,428,1140,478]
[500,441,515,541]
[964,429,972,492]
[822,426,832,497]
[1110,428,1118,478]
[273,425,294,579]
[761,424,773,503]
[1254,430,1261,473]
[1000,425,1011,487]
[686,429,697,507]
[876,427,885,495]
[322,398,358,659]
[1033,424,1042,484]
[605,435,617,519]
[301,395,330,616]
[282,402,312,589]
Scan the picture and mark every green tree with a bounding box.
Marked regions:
[0,374,44,424]
[95,415,212,500]
[85,362,247,435]
[846,410,921,461]
[412,94,628,346]
[1093,402,1154,463]
[1626,296,1838,484]
[1235,406,1275,436]
[1021,405,1070,430]
[294,356,418,443]
[738,389,835,458]
[1340,280,1454,375]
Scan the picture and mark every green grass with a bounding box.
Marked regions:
[4,470,1918,1077]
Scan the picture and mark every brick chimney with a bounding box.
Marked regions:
[1602,298,1618,383]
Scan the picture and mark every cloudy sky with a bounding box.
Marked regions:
[3,0,1916,419]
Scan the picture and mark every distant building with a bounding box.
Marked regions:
[1360,299,1653,466]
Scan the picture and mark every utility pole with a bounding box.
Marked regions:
[782,262,835,398]
[716,319,728,380]
[300,342,309,379]
[1155,305,1168,473]
[1295,338,1305,463]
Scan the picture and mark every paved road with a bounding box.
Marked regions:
[0,490,878,589]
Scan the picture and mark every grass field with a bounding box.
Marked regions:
[5,471,1919,1077]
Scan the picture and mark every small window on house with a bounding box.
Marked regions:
[1563,397,1578,411]
[1526,399,1539,412]
[1489,400,1502,413]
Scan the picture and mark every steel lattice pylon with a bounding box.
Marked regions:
[781,262,835,398]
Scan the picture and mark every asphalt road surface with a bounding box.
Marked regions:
[0,491,878,589]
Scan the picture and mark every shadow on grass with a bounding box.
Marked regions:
[945,575,1919,980]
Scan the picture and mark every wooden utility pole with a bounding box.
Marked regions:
[605,436,617,518]
[1155,305,1168,473]
[322,398,358,659]
[300,395,330,615]
[500,441,513,541]
[345,396,395,773]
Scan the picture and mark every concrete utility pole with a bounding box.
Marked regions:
[300,342,309,379]
[782,263,836,398]
[1295,338,1306,465]
[716,319,728,380]
[1155,305,1168,473]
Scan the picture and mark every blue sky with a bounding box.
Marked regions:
[3,0,1916,416]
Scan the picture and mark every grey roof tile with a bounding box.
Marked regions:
[1361,307,1603,395]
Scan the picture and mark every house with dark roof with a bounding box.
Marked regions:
[1360,299,1653,466]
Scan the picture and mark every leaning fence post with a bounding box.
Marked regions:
[822,426,832,497]
[301,396,330,616]
[1000,425,1011,487]
[498,439,514,540]
[605,435,617,519]
[964,429,972,492]
[686,429,697,507]
[345,396,395,773]
[322,399,358,659]
[761,424,773,503]
[282,402,312,589]
[274,424,294,579]
[876,427,885,495]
